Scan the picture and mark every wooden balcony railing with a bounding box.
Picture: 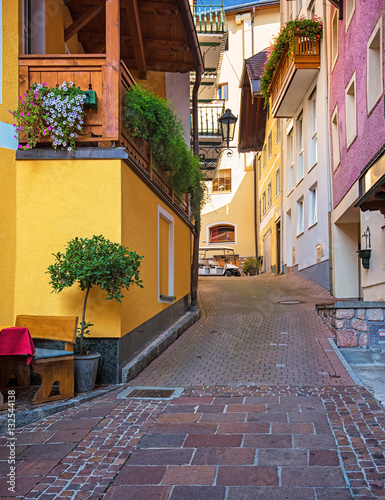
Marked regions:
[18,55,189,217]
[192,4,227,34]
[269,36,320,114]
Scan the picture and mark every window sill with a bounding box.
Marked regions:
[308,162,317,173]
[296,177,304,187]
[308,220,318,230]
[211,190,231,195]
[296,231,304,238]
[287,188,294,197]
[159,295,176,303]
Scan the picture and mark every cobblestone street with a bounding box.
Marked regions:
[1,274,384,499]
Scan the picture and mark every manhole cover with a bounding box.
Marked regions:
[280,300,301,305]
[117,386,185,400]
[129,389,174,398]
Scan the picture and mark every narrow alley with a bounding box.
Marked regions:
[1,274,384,499]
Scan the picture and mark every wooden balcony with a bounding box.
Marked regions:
[18,55,189,218]
[270,37,321,118]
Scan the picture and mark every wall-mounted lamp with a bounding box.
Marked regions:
[357,226,371,269]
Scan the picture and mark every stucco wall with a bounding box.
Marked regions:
[329,2,385,209]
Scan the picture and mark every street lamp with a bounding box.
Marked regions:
[219,108,238,148]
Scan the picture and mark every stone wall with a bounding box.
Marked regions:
[317,301,385,348]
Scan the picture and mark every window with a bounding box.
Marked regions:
[345,0,355,30]
[287,0,293,20]
[209,224,235,243]
[308,185,317,227]
[309,89,317,168]
[297,198,304,235]
[345,73,357,148]
[217,83,228,100]
[297,0,303,15]
[23,0,46,54]
[263,144,267,170]
[213,169,231,192]
[296,113,304,182]
[288,129,294,192]
[259,200,262,222]
[275,166,280,197]
[262,191,266,216]
[331,106,340,170]
[258,154,262,179]
[276,120,281,144]
[268,131,272,159]
[268,182,272,208]
[158,207,174,302]
[331,9,338,69]
[367,18,383,113]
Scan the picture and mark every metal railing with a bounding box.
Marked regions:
[191,102,226,136]
[192,4,227,33]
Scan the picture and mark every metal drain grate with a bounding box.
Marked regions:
[117,386,185,400]
[129,389,174,399]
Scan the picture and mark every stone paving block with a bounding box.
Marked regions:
[48,418,103,430]
[126,449,193,465]
[112,465,166,485]
[191,447,255,465]
[247,412,288,423]
[309,449,340,466]
[161,465,216,485]
[0,475,44,497]
[45,429,90,443]
[217,422,270,434]
[243,434,293,449]
[17,443,75,460]
[270,422,315,434]
[148,423,217,435]
[257,448,307,466]
[13,431,55,445]
[15,460,55,477]
[155,414,200,424]
[137,434,186,449]
[315,488,353,499]
[226,404,266,413]
[200,412,246,423]
[281,466,347,487]
[184,434,243,448]
[293,434,337,449]
[103,485,171,500]
[216,466,279,486]
[169,485,226,499]
[227,486,317,499]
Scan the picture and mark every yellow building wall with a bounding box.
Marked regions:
[200,169,255,258]
[121,165,191,336]
[14,159,122,337]
[0,1,20,323]
[258,107,281,272]
[45,0,84,54]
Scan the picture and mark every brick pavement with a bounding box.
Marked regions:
[0,274,384,499]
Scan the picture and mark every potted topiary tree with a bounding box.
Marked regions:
[47,235,143,392]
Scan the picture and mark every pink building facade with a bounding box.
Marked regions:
[329,1,385,301]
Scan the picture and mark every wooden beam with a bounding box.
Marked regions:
[147,61,195,73]
[105,0,120,138]
[64,5,104,42]
[139,1,179,14]
[125,0,146,80]
[144,39,190,53]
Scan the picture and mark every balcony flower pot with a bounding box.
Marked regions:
[74,352,101,393]
[357,249,371,269]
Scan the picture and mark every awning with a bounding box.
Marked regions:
[354,145,385,216]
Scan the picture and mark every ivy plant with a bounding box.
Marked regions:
[47,235,143,355]
[261,16,323,106]
[123,85,205,222]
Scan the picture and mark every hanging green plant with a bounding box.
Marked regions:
[260,16,323,106]
[123,85,205,222]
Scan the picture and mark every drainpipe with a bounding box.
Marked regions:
[323,0,333,295]
[177,0,204,308]
[253,154,258,257]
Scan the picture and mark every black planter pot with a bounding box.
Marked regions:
[74,351,101,393]
[357,249,371,269]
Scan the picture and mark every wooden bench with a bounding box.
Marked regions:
[7,315,78,404]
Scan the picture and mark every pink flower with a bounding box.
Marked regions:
[25,144,29,148]
[21,101,25,104]
[18,145,22,149]
[31,102,35,106]
[20,112,24,117]
[42,82,46,86]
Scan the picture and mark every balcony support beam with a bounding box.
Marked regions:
[105,0,120,139]
[125,0,147,80]
[64,5,104,42]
